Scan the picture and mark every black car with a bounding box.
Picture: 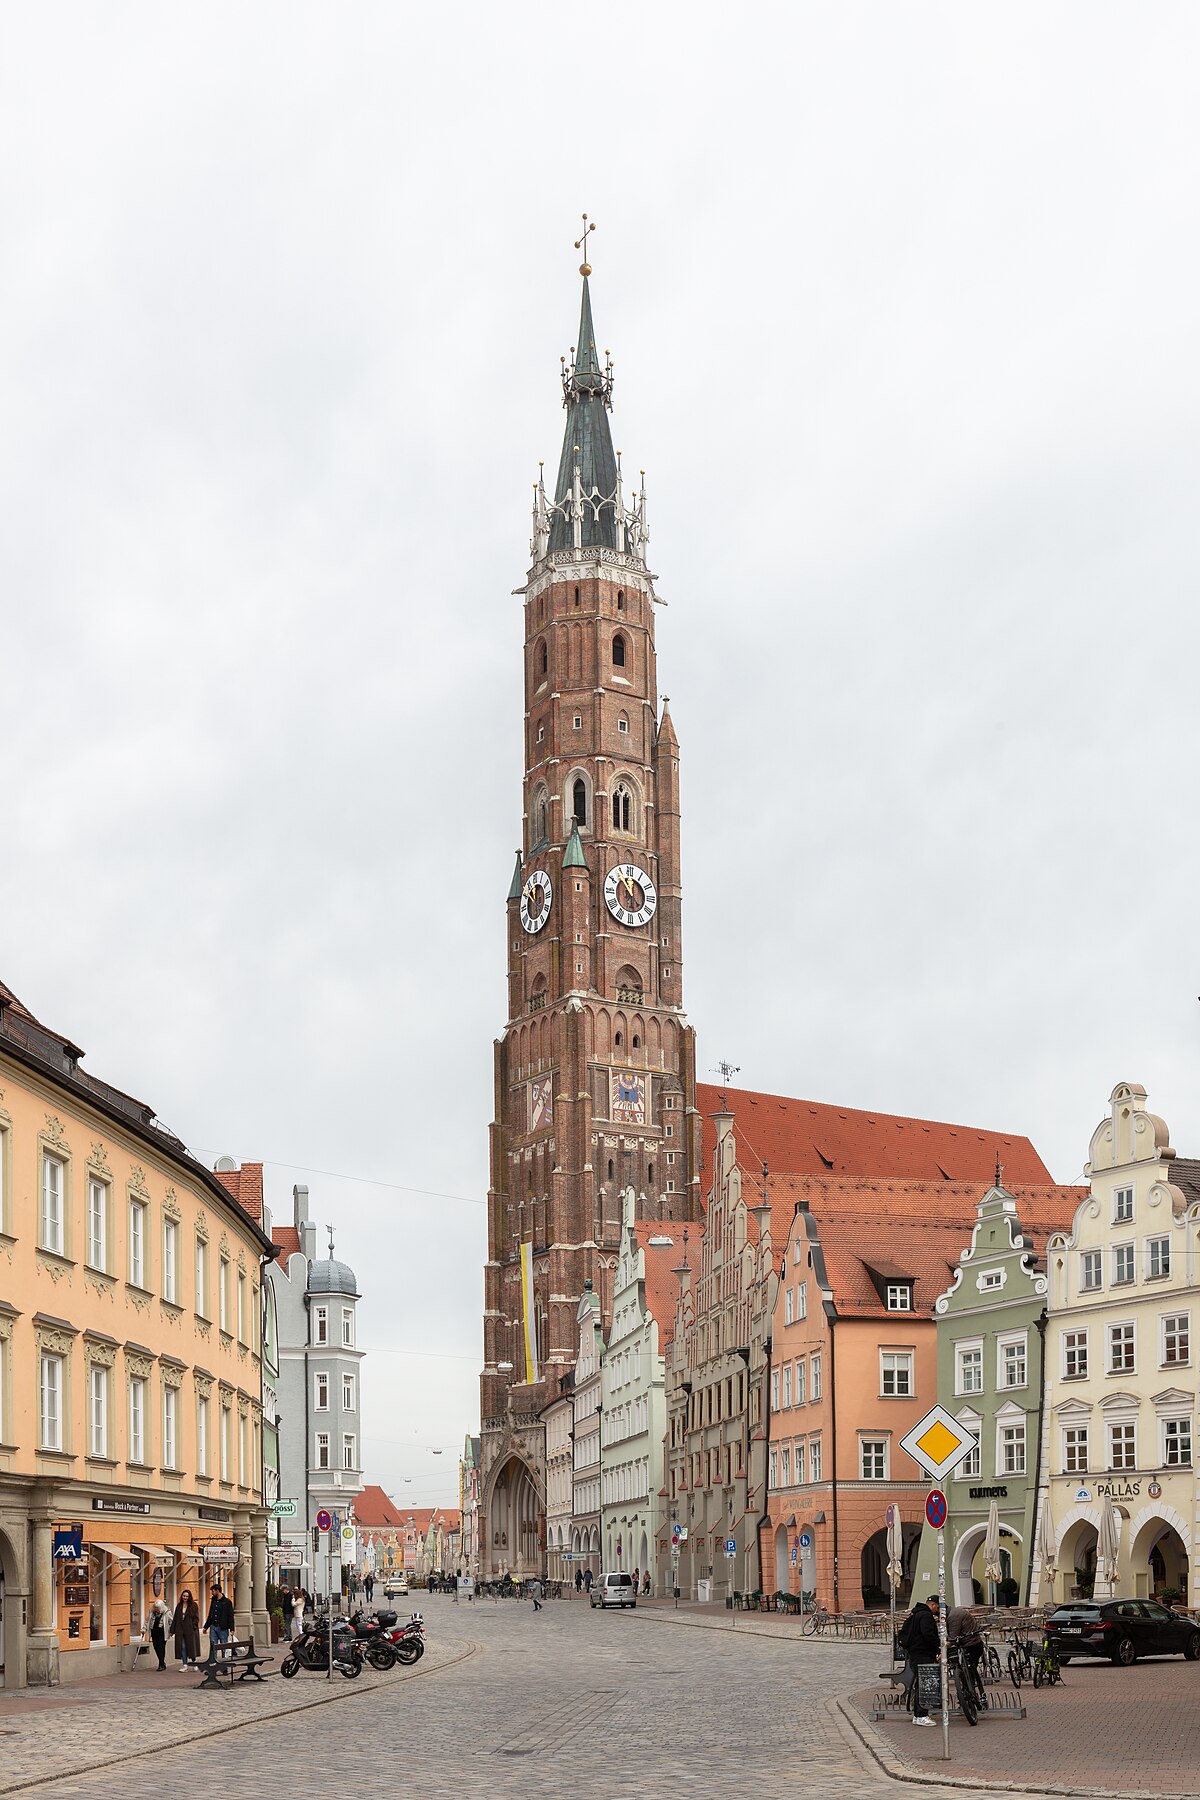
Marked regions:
[1046,1599,1200,1666]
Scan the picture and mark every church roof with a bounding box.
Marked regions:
[548,277,619,553]
[696,1082,1052,1187]
[507,850,524,901]
[563,821,587,869]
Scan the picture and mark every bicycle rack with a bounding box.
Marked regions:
[870,1680,1027,1722]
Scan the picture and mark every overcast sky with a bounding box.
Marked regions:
[3,4,1198,1505]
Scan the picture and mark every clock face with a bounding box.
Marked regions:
[604,861,657,928]
[519,870,552,934]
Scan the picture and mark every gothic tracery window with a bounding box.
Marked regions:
[612,634,627,669]
[612,781,632,833]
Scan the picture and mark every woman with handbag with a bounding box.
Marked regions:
[148,1595,171,1670]
[170,1589,201,1670]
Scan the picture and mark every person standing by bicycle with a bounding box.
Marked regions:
[897,1594,942,1726]
[946,1602,984,1690]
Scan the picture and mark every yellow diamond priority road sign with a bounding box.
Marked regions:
[899,1404,979,1482]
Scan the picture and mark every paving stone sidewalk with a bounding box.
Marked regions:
[0,1630,476,1794]
[848,1655,1200,1799]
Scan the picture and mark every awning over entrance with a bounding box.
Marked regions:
[90,1542,139,1565]
[132,1543,173,1563]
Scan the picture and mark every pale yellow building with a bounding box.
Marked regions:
[0,981,273,1686]
[1037,1084,1200,1607]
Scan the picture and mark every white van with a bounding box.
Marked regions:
[590,1572,637,1609]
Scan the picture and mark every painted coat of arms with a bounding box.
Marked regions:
[610,1069,646,1125]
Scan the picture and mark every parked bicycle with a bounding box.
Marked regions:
[1031,1634,1063,1688]
[800,1604,832,1636]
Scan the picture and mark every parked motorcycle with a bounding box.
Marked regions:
[281,1622,364,1679]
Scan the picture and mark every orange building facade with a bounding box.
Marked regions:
[0,982,273,1686]
[762,1175,1082,1610]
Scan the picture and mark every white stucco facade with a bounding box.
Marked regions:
[1037,1083,1200,1606]
[599,1190,674,1593]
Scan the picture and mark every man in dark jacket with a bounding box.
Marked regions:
[897,1595,941,1725]
[204,1585,235,1654]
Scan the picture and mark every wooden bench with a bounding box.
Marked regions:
[195,1637,275,1689]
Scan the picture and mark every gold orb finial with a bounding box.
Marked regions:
[574,211,596,278]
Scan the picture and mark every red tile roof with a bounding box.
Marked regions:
[772,1176,1085,1317]
[214,1163,265,1226]
[633,1222,684,1347]
[354,1484,406,1528]
[271,1225,302,1264]
[696,1083,1052,1185]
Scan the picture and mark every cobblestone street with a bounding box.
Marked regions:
[3,1597,1187,1800]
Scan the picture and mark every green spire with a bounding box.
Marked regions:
[563,821,587,869]
[507,851,523,901]
[549,275,619,553]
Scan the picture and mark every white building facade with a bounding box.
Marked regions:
[599,1192,676,1594]
[570,1281,603,1579]
[1038,1084,1200,1606]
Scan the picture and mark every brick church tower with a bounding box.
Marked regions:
[479,241,701,1575]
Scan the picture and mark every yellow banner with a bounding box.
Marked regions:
[521,1239,539,1385]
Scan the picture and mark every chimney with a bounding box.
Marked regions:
[294,1184,316,1263]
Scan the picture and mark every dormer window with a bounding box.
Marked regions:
[886,1283,913,1312]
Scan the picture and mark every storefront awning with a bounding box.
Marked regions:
[132,1543,173,1563]
[168,1545,202,1564]
[91,1542,140,1564]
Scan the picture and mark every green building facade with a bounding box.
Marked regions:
[914,1184,1050,1605]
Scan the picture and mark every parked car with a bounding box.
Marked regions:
[590,1572,636,1609]
[382,1576,410,1601]
[1045,1599,1200,1665]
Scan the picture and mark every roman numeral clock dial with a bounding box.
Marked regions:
[603,862,657,928]
[519,870,553,933]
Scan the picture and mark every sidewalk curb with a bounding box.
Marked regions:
[833,1694,1200,1800]
[626,1606,885,1647]
[0,1638,481,1797]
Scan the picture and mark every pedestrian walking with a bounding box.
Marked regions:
[148,1594,170,1669]
[583,1568,593,1595]
[643,1571,650,1596]
[632,1567,640,1596]
[897,1594,941,1726]
[170,1589,201,1670]
[292,1589,307,1638]
[364,1573,374,1603]
[529,1577,543,1612]
[204,1584,234,1654]
[279,1582,293,1638]
[575,1567,583,1593]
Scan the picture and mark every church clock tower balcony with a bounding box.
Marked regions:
[479,224,701,1578]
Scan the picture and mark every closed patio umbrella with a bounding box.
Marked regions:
[1038,1495,1058,1598]
[887,1506,904,1591]
[1096,1502,1120,1595]
[983,1500,1003,1601]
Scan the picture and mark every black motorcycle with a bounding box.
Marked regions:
[280,1622,363,1679]
[336,1610,401,1672]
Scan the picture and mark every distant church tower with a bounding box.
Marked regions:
[479,229,701,1575]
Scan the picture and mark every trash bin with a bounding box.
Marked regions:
[697,1579,712,1603]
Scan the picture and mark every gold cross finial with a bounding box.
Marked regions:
[575,212,596,277]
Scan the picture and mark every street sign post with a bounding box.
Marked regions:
[897,1410,977,1766]
[315,1508,333,1533]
